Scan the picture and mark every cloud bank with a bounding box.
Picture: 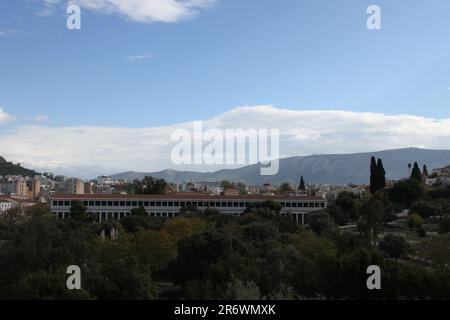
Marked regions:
[41,0,215,23]
[1,105,450,178]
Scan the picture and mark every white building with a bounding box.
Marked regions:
[50,193,328,225]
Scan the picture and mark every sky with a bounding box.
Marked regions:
[0,0,450,177]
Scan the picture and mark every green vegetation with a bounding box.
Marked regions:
[0,156,38,177]
[1,197,449,300]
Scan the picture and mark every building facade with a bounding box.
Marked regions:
[49,194,327,225]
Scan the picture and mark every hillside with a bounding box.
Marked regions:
[0,157,39,177]
[109,148,450,185]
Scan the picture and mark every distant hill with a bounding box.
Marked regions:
[0,156,39,177]
[109,148,450,185]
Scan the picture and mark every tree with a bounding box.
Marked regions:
[298,176,306,191]
[221,180,234,190]
[410,162,422,182]
[370,157,386,194]
[379,234,409,260]
[278,182,293,193]
[130,206,148,217]
[132,176,167,195]
[389,178,424,208]
[370,156,378,194]
[70,200,96,223]
[376,158,386,191]
[408,163,412,175]
[408,213,424,231]
[410,201,440,219]
[357,198,384,244]
[308,211,332,235]
[423,165,429,177]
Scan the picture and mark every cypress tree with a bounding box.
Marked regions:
[299,176,306,191]
[376,158,386,191]
[410,162,422,182]
[422,165,429,177]
[370,156,377,194]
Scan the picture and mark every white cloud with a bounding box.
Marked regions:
[1,105,450,178]
[0,109,15,123]
[0,28,18,37]
[34,115,49,122]
[125,54,154,61]
[40,0,215,23]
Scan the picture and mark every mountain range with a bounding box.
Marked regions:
[109,148,450,185]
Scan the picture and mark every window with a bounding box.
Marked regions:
[95,201,101,206]
[239,202,245,207]
[144,201,149,206]
[209,202,215,207]
[113,201,119,206]
[150,201,155,206]
[292,202,297,208]
[162,202,168,207]
[138,201,143,207]
[53,201,58,206]
[286,202,292,208]
[174,201,179,207]
[168,201,173,206]
[101,201,107,206]
[132,201,137,207]
[156,201,162,207]
[107,201,113,206]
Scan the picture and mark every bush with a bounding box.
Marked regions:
[379,234,409,259]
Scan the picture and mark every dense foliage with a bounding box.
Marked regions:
[1,198,449,300]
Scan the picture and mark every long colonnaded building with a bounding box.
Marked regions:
[49,193,328,225]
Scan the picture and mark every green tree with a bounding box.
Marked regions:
[298,176,306,191]
[379,234,409,260]
[422,165,429,177]
[376,158,386,191]
[389,178,424,208]
[70,200,96,223]
[408,213,424,231]
[370,156,378,194]
[308,211,332,235]
[357,198,384,244]
[410,162,422,182]
[132,176,167,195]
[130,206,148,217]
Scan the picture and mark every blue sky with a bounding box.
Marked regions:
[0,1,450,176]
[1,0,449,128]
